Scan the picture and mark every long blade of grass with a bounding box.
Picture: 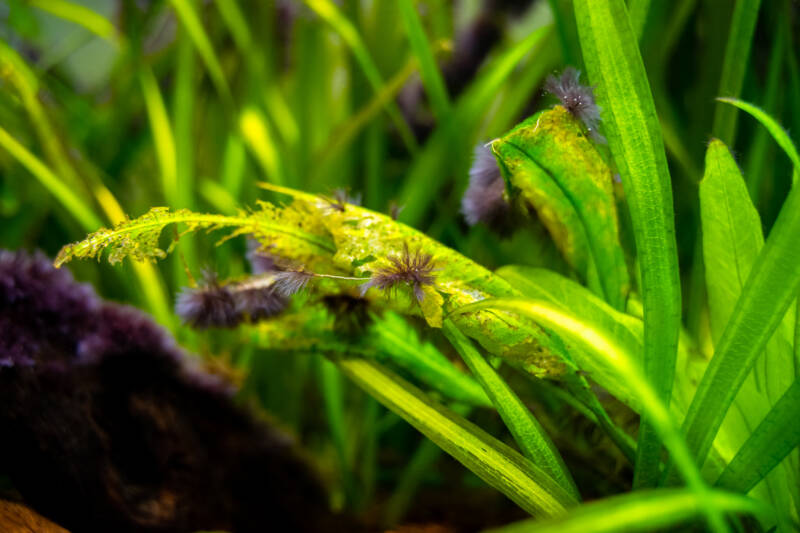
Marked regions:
[485,488,768,533]
[304,0,418,155]
[443,320,580,501]
[573,0,681,490]
[0,126,101,231]
[450,298,725,532]
[139,66,178,206]
[397,0,451,120]
[711,0,763,146]
[336,358,578,518]
[715,380,800,495]
[169,0,233,107]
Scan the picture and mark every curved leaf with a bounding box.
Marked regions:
[337,358,578,517]
[443,320,580,500]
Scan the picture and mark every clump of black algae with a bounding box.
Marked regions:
[0,250,358,533]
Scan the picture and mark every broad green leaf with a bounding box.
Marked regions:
[715,380,800,495]
[449,298,717,529]
[336,358,578,517]
[485,488,768,533]
[698,139,797,518]
[664,157,800,489]
[491,107,629,308]
[443,320,580,501]
[711,0,763,145]
[574,0,682,491]
[700,139,794,401]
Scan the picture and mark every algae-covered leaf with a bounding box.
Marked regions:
[259,183,569,378]
[491,107,629,309]
[55,204,337,270]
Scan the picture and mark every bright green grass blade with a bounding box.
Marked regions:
[664,166,800,488]
[573,0,681,490]
[397,24,553,226]
[398,0,451,120]
[139,66,177,206]
[0,126,101,231]
[718,97,800,184]
[371,313,490,407]
[711,0,763,146]
[304,0,418,155]
[715,380,800,495]
[485,488,768,533]
[443,320,580,501]
[450,298,725,533]
[239,107,285,185]
[169,0,233,107]
[336,358,578,517]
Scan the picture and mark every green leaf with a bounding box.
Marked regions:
[485,488,768,533]
[715,380,800,495]
[664,154,800,488]
[698,138,797,517]
[711,0,763,145]
[491,107,629,308]
[443,320,580,501]
[574,0,681,490]
[336,358,577,517]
